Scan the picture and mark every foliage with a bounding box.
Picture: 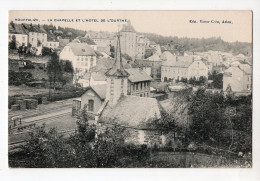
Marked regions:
[9,71,33,86]
[208,71,223,89]
[187,88,252,153]
[47,52,62,89]
[143,34,252,56]
[42,47,52,56]
[9,35,17,50]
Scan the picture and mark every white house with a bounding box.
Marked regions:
[59,42,97,73]
[8,23,28,47]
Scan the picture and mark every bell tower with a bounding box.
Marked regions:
[105,32,129,106]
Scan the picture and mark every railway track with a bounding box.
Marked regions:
[9,103,72,122]
[10,111,71,132]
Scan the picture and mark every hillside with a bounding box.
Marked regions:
[142,33,252,56]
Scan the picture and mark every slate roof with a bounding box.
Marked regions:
[173,60,193,68]
[125,68,152,83]
[9,23,28,34]
[22,24,47,34]
[67,43,96,56]
[99,96,165,129]
[91,71,107,81]
[160,51,175,60]
[84,84,107,100]
[177,56,193,63]
[146,54,161,61]
[58,39,70,48]
[78,37,97,45]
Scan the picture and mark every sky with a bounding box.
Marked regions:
[9,10,252,43]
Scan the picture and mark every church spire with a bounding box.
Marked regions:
[105,31,129,106]
[115,32,123,70]
[105,32,129,77]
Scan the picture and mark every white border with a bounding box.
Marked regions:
[1,0,260,181]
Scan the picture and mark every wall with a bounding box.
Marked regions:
[106,77,128,105]
[187,60,208,79]
[120,31,137,59]
[128,81,150,97]
[223,67,244,92]
[81,89,103,114]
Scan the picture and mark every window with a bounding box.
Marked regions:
[22,37,25,41]
[140,82,143,90]
[32,38,34,42]
[88,100,94,112]
[90,56,94,66]
[50,43,52,46]
[136,83,138,90]
[121,79,124,93]
[9,35,11,40]
[81,57,83,61]
[110,79,114,96]
[42,39,44,43]
[77,57,79,61]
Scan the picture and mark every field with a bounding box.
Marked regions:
[9,85,49,97]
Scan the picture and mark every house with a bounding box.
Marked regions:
[136,34,146,59]
[160,51,176,62]
[85,31,115,49]
[45,29,59,49]
[223,64,252,94]
[58,38,70,49]
[207,53,223,66]
[125,68,152,97]
[144,54,162,79]
[8,23,28,47]
[23,24,48,55]
[95,34,172,147]
[59,42,97,73]
[130,60,152,77]
[81,84,107,114]
[161,55,177,82]
[161,57,208,82]
[77,37,97,50]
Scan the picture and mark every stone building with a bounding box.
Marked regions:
[120,21,137,59]
[8,23,28,47]
[125,68,152,97]
[144,54,162,79]
[59,42,97,73]
[95,33,173,147]
[223,63,252,94]
[161,57,208,82]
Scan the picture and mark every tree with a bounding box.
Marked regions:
[208,71,223,89]
[9,35,17,50]
[47,52,62,93]
[73,68,87,89]
[188,88,226,144]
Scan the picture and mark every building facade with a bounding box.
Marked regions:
[59,43,97,73]
[120,21,137,59]
[223,64,252,93]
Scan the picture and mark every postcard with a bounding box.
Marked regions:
[8,10,252,168]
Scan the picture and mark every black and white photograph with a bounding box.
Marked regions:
[7,10,253,168]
